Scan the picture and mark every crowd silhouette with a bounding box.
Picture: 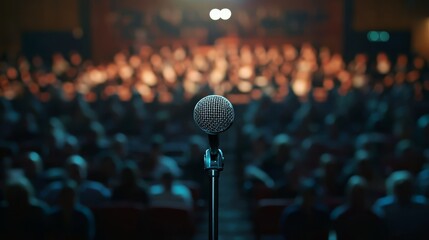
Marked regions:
[1,42,429,239]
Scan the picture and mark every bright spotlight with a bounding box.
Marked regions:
[209,8,221,21]
[220,8,232,20]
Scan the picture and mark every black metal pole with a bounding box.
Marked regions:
[209,169,219,240]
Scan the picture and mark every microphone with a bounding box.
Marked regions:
[193,95,235,157]
[193,94,234,240]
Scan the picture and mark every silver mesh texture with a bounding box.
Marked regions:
[193,95,235,135]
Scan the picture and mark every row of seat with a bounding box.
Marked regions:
[91,205,196,240]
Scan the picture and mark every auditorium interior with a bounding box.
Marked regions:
[1,0,429,239]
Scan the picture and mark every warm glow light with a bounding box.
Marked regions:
[220,8,232,20]
[238,81,252,93]
[209,9,221,20]
[292,79,310,97]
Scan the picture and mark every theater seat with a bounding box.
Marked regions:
[92,204,148,240]
[147,206,195,240]
[253,198,292,240]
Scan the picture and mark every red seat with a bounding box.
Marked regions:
[92,204,148,240]
[147,206,195,240]
[253,198,292,240]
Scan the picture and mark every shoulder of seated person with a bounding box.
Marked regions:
[30,198,50,211]
[42,181,63,191]
[82,180,109,189]
[330,204,348,220]
[160,155,176,163]
[412,195,428,205]
[373,195,394,206]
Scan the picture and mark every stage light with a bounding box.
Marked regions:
[210,8,221,20]
[220,8,231,20]
[367,31,379,42]
[379,31,390,42]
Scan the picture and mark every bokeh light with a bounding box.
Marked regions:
[220,8,232,20]
[209,8,221,21]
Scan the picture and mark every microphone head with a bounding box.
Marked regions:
[193,95,235,135]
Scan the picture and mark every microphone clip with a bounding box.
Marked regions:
[204,148,224,172]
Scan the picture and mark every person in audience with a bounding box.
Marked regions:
[259,134,294,182]
[149,169,193,210]
[0,177,48,240]
[111,133,130,160]
[280,178,330,240]
[313,153,343,198]
[331,175,385,240]
[373,170,429,240]
[182,135,205,183]
[141,134,182,181]
[91,151,121,188]
[46,180,95,240]
[40,155,111,207]
[344,149,386,201]
[21,151,46,193]
[112,161,149,206]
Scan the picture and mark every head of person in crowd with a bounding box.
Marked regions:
[386,170,414,205]
[4,177,34,209]
[63,135,80,158]
[354,150,374,181]
[66,155,88,185]
[150,134,165,159]
[111,133,129,159]
[118,161,141,187]
[395,139,424,174]
[318,153,342,196]
[296,178,318,209]
[21,151,43,181]
[346,175,369,209]
[160,170,175,192]
[58,179,79,210]
[271,133,293,163]
[93,151,121,187]
[417,114,429,147]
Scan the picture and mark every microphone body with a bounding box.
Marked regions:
[193,95,234,240]
[193,94,234,156]
[208,134,219,157]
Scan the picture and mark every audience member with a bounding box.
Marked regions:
[0,177,48,240]
[46,180,95,240]
[331,175,385,240]
[90,152,121,188]
[20,151,46,193]
[112,161,149,206]
[149,169,193,210]
[141,135,182,181]
[372,170,429,240]
[280,179,330,240]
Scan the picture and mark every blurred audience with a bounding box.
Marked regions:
[39,155,111,207]
[0,40,428,239]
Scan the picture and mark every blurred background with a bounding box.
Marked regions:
[1,0,429,239]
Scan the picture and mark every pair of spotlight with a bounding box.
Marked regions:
[209,8,232,20]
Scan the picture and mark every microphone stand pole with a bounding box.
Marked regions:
[204,148,224,240]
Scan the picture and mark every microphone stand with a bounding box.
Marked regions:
[204,147,224,240]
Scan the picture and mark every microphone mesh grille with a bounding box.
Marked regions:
[193,95,235,134]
